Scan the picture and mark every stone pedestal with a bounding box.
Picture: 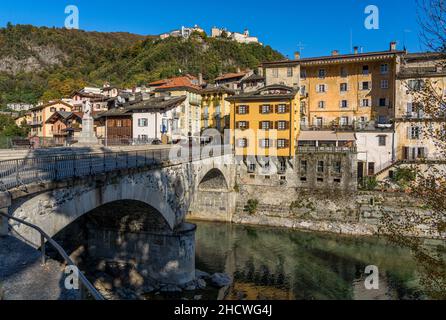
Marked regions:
[77,117,99,145]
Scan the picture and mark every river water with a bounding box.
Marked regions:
[193,221,426,300]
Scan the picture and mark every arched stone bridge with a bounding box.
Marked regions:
[0,147,236,285]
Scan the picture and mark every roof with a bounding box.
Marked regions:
[201,86,235,95]
[262,50,405,67]
[96,95,187,118]
[298,131,356,141]
[226,84,297,102]
[45,111,82,124]
[30,100,74,111]
[128,95,186,111]
[215,72,249,82]
[151,76,201,92]
[240,73,265,83]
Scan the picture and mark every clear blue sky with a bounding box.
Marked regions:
[0,0,426,58]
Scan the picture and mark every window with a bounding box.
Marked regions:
[333,161,341,173]
[409,126,421,139]
[116,120,123,127]
[408,79,425,91]
[361,81,370,90]
[318,101,326,109]
[362,65,369,75]
[361,99,370,107]
[378,135,387,146]
[340,83,348,92]
[317,161,325,173]
[138,118,148,127]
[277,121,287,130]
[277,104,287,113]
[277,139,289,149]
[378,116,387,124]
[287,67,293,77]
[238,105,248,114]
[60,108,66,112]
[248,163,256,173]
[260,105,271,114]
[50,107,56,112]
[300,69,307,79]
[259,139,271,148]
[272,68,279,78]
[318,84,326,93]
[340,116,349,126]
[379,98,387,107]
[368,162,375,176]
[418,147,425,158]
[237,138,248,148]
[318,69,326,78]
[260,121,271,130]
[340,67,348,77]
[300,160,308,173]
[300,85,306,95]
[237,121,249,129]
[315,117,323,127]
[380,63,389,74]
[381,80,389,89]
[340,100,348,108]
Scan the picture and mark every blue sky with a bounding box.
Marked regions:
[0,0,425,58]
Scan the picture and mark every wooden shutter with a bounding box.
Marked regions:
[246,121,250,129]
[270,121,274,129]
[236,121,239,129]
[259,121,263,129]
[259,105,263,114]
[275,105,279,113]
[285,139,290,148]
[246,105,249,114]
[275,121,278,130]
[286,104,290,113]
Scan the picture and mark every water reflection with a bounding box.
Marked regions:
[193,221,425,300]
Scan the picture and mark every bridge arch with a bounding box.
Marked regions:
[9,173,183,247]
[198,168,229,191]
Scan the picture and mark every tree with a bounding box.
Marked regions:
[379,0,446,299]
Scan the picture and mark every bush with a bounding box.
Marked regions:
[363,176,378,190]
[244,199,259,215]
[392,167,416,189]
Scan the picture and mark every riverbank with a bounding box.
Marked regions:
[189,186,445,239]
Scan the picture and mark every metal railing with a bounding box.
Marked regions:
[297,146,357,153]
[0,211,104,300]
[0,145,231,191]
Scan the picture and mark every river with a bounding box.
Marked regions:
[192,221,426,300]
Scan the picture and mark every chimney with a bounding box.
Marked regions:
[294,51,301,60]
[390,41,397,51]
[331,50,339,56]
[353,46,359,54]
[198,73,203,85]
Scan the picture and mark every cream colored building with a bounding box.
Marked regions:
[395,52,446,161]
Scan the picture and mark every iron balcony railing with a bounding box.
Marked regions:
[0,145,231,191]
[297,146,357,154]
[0,211,104,300]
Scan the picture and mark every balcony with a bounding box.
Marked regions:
[297,146,357,154]
[202,113,209,120]
[213,111,221,118]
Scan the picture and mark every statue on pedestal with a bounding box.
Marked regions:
[77,100,99,145]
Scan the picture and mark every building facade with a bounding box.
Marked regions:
[227,85,300,159]
[395,52,446,161]
[201,87,235,133]
[29,101,73,137]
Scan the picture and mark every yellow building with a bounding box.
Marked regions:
[262,43,403,130]
[395,52,446,161]
[201,86,235,132]
[15,112,32,127]
[29,100,73,137]
[227,85,300,159]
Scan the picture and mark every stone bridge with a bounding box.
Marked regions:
[0,146,236,285]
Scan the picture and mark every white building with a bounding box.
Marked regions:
[356,131,394,176]
[6,103,34,112]
[130,95,187,143]
[211,27,261,44]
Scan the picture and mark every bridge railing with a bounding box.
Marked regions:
[0,211,104,300]
[0,145,231,191]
